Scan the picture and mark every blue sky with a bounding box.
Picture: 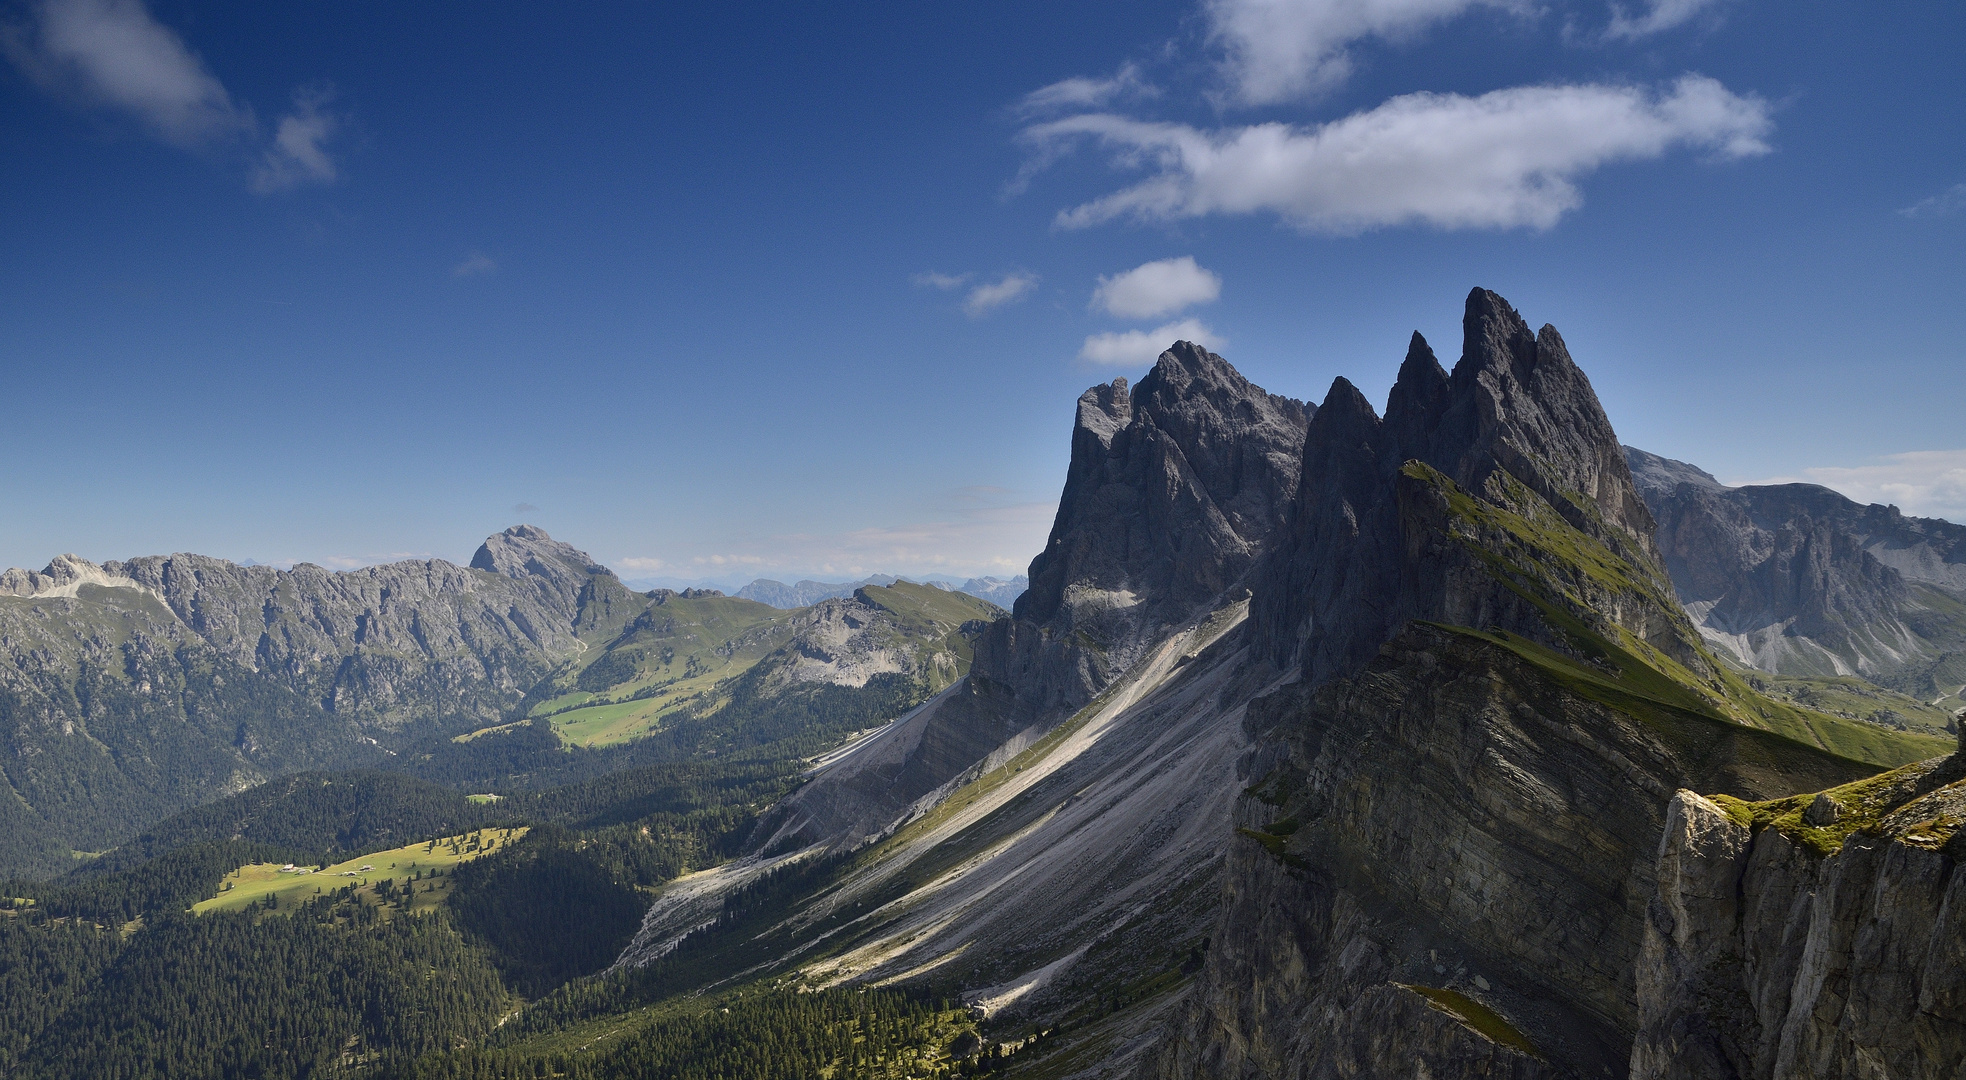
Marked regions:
[2,0,1961,583]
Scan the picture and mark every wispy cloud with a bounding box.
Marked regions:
[1019,61,1156,116]
[3,0,250,145]
[250,89,339,193]
[912,270,970,290]
[1605,0,1727,40]
[1205,0,1518,105]
[453,252,498,278]
[963,273,1039,316]
[615,556,666,572]
[511,502,538,514]
[1080,318,1224,366]
[1026,75,1771,234]
[5,0,343,191]
[1092,257,1221,318]
[1749,450,1966,523]
[1899,183,1966,219]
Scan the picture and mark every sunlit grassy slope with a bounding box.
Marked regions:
[192,827,527,915]
[1408,461,1951,770]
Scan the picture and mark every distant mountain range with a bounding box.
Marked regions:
[3,290,1960,1080]
[733,574,1027,609]
[1626,446,1966,715]
[0,528,1003,879]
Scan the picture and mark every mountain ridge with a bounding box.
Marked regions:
[1626,445,1966,711]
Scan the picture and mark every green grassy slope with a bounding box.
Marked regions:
[1407,461,1949,771]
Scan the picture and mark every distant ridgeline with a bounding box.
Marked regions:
[734,574,1028,610]
[1,289,1962,1080]
[1626,445,1966,721]
[0,523,1002,879]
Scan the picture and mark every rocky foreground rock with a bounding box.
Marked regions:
[1635,738,1966,1080]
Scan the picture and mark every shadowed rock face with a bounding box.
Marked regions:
[610,289,1943,1080]
[758,342,1309,853]
[1159,289,1900,1080]
[1004,341,1311,710]
[1252,288,1684,686]
[1627,446,1966,696]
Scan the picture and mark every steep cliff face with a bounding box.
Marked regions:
[763,342,1309,850]
[598,290,1947,1079]
[0,526,615,876]
[996,341,1310,718]
[1159,624,1885,1080]
[1635,745,1966,1080]
[1627,446,1966,704]
[1161,290,1937,1080]
[1252,290,1693,688]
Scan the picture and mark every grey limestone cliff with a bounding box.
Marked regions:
[1158,289,1911,1080]
[1634,745,1966,1080]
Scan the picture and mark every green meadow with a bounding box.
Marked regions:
[192,827,528,916]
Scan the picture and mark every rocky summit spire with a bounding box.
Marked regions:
[1011,340,1310,666]
[1253,287,1689,683]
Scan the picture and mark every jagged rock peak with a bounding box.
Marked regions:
[1404,287,1659,558]
[1074,376,1132,448]
[0,553,157,599]
[470,524,612,580]
[1253,286,1679,682]
[1016,343,1311,627]
[987,342,1310,721]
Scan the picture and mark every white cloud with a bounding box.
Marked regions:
[250,91,339,193]
[1026,75,1771,234]
[453,252,498,278]
[4,0,251,145]
[615,556,666,572]
[1606,0,1726,40]
[1749,451,1966,524]
[963,273,1039,316]
[1205,0,1514,105]
[912,270,970,290]
[1900,183,1966,219]
[1080,319,1224,366]
[1020,62,1156,115]
[1092,257,1222,318]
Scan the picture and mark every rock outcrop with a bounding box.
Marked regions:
[599,290,1951,1080]
[1001,340,1311,716]
[1634,750,1966,1079]
[1627,446,1966,703]
[1252,291,1693,687]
